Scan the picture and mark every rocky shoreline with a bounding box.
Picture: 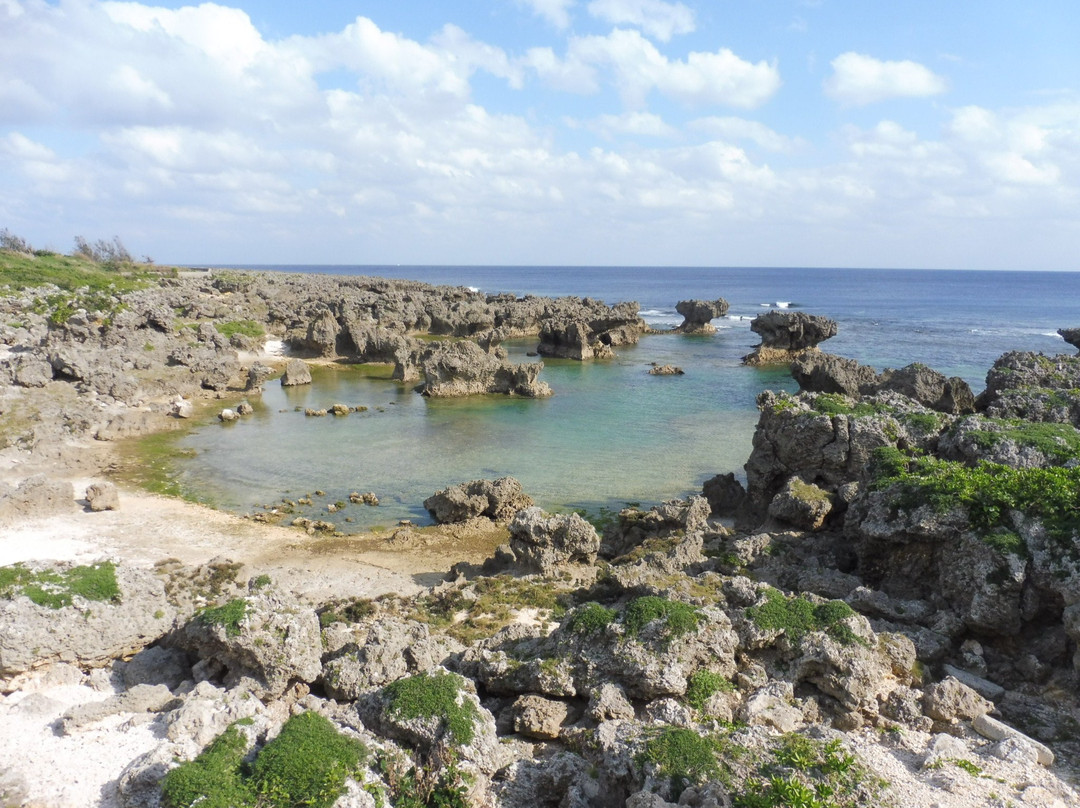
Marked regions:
[2,264,1080,808]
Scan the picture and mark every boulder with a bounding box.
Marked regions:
[245,362,274,391]
[767,476,833,531]
[12,355,54,388]
[280,358,312,386]
[743,311,837,365]
[85,481,120,512]
[506,507,601,574]
[0,476,77,523]
[419,340,551,397]
[922,676,993,722]
[169,590,322,698]
[877,363,975,414]
[791,352,878,397]
[648,364,684,376]
[601,497,711,559]
[701,473,747,518]
[424,477,534,524]
[511,694,572,739]
[170,396,194,418]
[673,299,729,334]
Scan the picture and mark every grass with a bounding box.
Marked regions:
[198,598,248,636]
[746,587,864,646]
[623,596,701,641]
[964,418,1080,464]
[684,670,736,712]
[0,561,120,608]
[566,602,617,635]
[811,393,893,418]
[383,671,479,746]
[217,319,265,340]
[162,713,367,808]
[869,447,1080,556]
[0,249,156,294]
[318,597,377,627]
[641,728,723,799]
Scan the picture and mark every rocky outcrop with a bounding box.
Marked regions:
[419,340,551,398]
[504,507,601,574]
[791,352,879,397]
[0,476,76,524]
[280,358,312,386]
[536,300,644,360]
[423,477,534,524]
[977,351,1080,427]
[673,299,729,334]
[1059,327,1080,353]
[743,310,838,365]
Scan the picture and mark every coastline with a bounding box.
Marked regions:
[2,261,1080,808]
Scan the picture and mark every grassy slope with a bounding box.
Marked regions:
[0,249,166,294]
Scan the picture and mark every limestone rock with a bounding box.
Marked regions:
[511,694,571,739]
[923,676,993,722]
[170,396,193,418]
[507,507,601,574]
[767,476,833,531]
[85,481,119,511]
[424,477,534,524]
[1059,327,1080,353]
[743,311,838,365]
[169,590,322,698]
[791,352,878,397]
[0,476,76,524]
[419,340,551,397]
[648,364,684,376]
[281,358,312,386]
[674,299,729,334]
[701,472,747,518]
[973,713,1054,766]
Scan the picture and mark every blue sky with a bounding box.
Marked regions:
[1,0,1078,269]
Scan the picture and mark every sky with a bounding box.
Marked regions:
[1,0,1078,269]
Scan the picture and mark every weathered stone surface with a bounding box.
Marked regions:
[648,364,684,376]
[743,311,837,365]
[973,714,1054,766]
[767,476,833,531]
[0,476,76,523]
[424,477,534,524]
[877,363,975,415]
[791,352,879,397]
[280,357,312,386]
[507,507,601,574]
[1058,327,1080,353]
[0,564,178,677]
[169,590,321,698]
[701,472,747,517]
[511,694,571,739]
[419,340,551,398]
[58,683,176,735]
[674,299,729,334]
[85,481,119,512]
[601,496,711,559]
[923,676,993,722]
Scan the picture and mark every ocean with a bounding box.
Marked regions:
[168,266,1079,530]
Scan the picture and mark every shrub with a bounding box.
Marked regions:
[161,725,252,808]
[684,670,735,712]
[623,596,700,640]
[0,561,119,609]
[251,712,367,808]
[383,672,479,746]
[641,728,721,799]
[198,598,248,636]
[566,602,617,635]
[746,587,863,646]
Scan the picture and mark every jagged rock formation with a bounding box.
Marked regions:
[536,300,644,360]
[793,352,976,414]
[419,340,551,398]
[423,477,535,524]
[673,298,729,333]
[1059,327,1080,353]
[743,310,838,365]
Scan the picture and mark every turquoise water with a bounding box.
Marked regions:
[172,266,1080,530]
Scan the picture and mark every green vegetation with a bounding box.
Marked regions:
[0,247,153,295]
[641,728,724,799]
[217,319,265,340]
[623,596,701,641]
[115,428,204,502]
[899,412,943,433]
[383,672,479,746]
[869,447,1080,555]
[318,596,377,627]
[198,598,248,637]
[733,736,874,808]
[811,394,892,418]
[0,561,119,609]
[566,602,617,635]
[401,575,572,643]
[746,587,864,646]
[965,419,1080,464]
[684,670,736,712]
[377,753,471,808]
[162,713,367,808]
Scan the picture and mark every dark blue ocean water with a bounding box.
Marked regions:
[173,266,1079,529]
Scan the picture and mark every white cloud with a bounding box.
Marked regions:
[548,29,781,108]
[585,111,678,139]
[824,52,947,106]
[515,0,575,30]
[586,0,695,42]
[689,117,802,153]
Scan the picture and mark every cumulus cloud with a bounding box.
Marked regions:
[824,52,947,106]
[586,0,695,42]
[689,117,803,153]
[583,111,678,139]
[514,0,575,30]
[541,29,781,108]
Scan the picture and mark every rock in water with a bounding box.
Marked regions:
[419,340,551,398]
[1058,326,1080,353]
[743,311,838,365]
[280,357,312,386]
[674,298,729,333]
